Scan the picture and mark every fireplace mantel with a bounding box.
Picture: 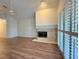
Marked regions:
[36,25,58,29]
[36,25,58,31]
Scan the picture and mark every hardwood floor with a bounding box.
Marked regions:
[0,37,63,59]
[0,38,10,59]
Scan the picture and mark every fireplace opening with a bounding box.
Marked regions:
[38,31,47,38]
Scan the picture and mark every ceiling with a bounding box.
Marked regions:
[0,0,60,20]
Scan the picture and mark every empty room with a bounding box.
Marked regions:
[0,0,78,59]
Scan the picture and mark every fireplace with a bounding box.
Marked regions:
[37,31,47,38]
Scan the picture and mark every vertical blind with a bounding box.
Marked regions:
[58,12,64,52]
[58,0,78,59]
[64,0,70,32]
[58,31,63,52]
[64,34,70,59]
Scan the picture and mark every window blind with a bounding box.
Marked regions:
[58,14,61,30]
[64,34,70,59]
[64,0,70,32]
[60,12,64,30]
[74,0,78,32]
[72,0,75,32]
[58,0,78,59]
[71,36,78,59]
[58,31,63,52]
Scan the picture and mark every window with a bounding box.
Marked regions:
[58,0,78,59]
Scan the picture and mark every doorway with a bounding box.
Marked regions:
[0,18,6,38]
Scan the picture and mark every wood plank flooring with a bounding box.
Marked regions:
[0,38,10,59]
[0,37,63,59]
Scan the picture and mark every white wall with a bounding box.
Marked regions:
[58,0,65,14]
[36,8,58,26]
[6,15,18,38]
[17,18,37,38]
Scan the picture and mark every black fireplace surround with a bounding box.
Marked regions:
[38,31,47,38]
